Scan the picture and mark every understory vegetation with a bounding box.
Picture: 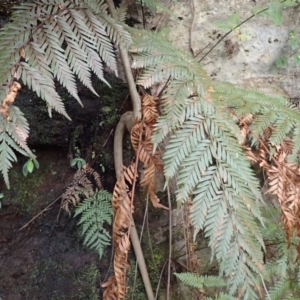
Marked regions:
[1,0,300,299]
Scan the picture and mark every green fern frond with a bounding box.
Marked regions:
[138,0,173,15]
[214,82,300,160]
[0,0,133,187]
[74,189,113,258]
[0,0,125,112]
[175,272,226,289]
[0,108,35,188]
[115,2,128,23]
[207,294,237,300]
[131,29,265,299]
[267,278,291,300]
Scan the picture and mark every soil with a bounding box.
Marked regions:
[0,149,114,300]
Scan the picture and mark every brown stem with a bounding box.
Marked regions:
[114,112,155,300]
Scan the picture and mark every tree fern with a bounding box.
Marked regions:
[74,189,113,259]
[130,29,267,299]
[0,0,131,186]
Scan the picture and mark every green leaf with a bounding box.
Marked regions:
[77,160,82,170]
[275,56,288,68]
[33,159,39,169]
[27,159,34,173]
[70,158,77,167]
[295,55,300,66]
[214,13,240,31]
[22,162,28,177]
[268,2,283,26]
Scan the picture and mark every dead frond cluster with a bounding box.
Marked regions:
[61,164,102,214]
[0,81,21,118]
[131,94,168,210]
[241,116,300,247]
[102,164,137,300]
[103,94,168,299]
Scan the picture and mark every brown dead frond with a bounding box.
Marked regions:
[61,164,103,215]
[131,94,168,210]
[103,163,137,299]
[241,117,300,248]
[0,81,21,118]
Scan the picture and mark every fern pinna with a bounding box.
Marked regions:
[130,28,300,299]
[74,189,113,259]
[0,0,131,187]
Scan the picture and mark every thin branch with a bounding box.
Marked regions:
[19,194,62,231]
[189,0,196,57]
[166,184,172,300]
[198,7,268,62]
[106,0,141,120]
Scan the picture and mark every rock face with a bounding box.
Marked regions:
[14,77,127,147]
[166,0,300,99]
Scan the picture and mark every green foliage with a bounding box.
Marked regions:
[137,0,174,15]
[276,29,300,68]
[74,189,113,259]
[268,0,298,25]
[0,0,131,187]
[2,0,300,299]
[214,13,240,31]
[175,272,226,289]
[130,26,300,298]
[130,29,266,298]
[70,157,87,170]
[22,157,39,176]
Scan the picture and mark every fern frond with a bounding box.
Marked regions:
[131,29,265,298]
[175,272,226,289]
[206,294,237,300]
[61,165,102,214]
[267,278,291,300]
[74,189,113,258]
[0,0,126,114]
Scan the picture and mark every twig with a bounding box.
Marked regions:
[103,128,114,147]
[166,185,172,300]
[19,194,62,231]
[155,259,169,299]
[198,7,269,63]
[199,0,297,62]
[132,193,149,299]
[260,273,271,300]
[189,0,196,57]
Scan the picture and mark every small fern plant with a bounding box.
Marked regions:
[74,189,113,258]
[0,0,131,187]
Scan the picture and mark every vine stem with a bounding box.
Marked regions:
[106,0,141,120]
[114,112,155,299]
[105,0,153,297]
[198,7,268,62]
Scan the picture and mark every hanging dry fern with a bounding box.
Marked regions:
[0,81,21,118]
[61,164,102,214]
[103,163,138,300]
[240,117,300,248]
[131,94,168,210]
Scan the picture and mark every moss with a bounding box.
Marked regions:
[125,226,169,299]
[19,258,100,300]
[1,149,69,214]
